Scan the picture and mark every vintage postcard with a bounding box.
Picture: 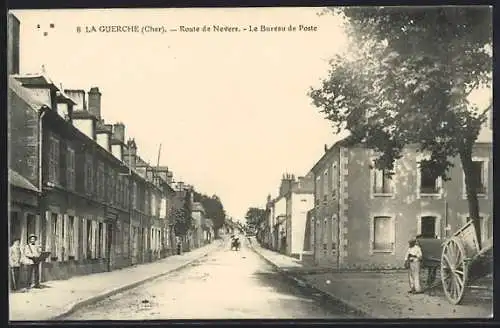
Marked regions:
[7,6,492,321]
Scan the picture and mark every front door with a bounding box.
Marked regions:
[106,223,113,271]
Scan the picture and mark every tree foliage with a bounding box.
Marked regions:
[245,207,267,227]
[310,6,492,246]
[193,191,226,231]
[171,190,193,236]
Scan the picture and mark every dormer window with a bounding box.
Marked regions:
[57,103,69,120]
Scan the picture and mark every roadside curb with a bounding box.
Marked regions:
[51,241,224,320]
[248,241,373,318]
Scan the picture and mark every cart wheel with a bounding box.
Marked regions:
[441,236,468,305]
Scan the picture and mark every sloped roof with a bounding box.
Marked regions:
[310,131,352,174]
[9,169,38,192]
[11,73,57,88]
[8,75,51,110]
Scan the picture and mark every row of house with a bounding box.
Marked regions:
[259,111,493,270]
[8,13,214,286]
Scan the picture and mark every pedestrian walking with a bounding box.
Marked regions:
[404,238,423,294]
[9,238,22,291]
[22,234,42,289]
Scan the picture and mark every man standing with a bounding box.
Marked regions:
[23,234,42,288]
[404,238,423,294]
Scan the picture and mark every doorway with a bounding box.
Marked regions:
[106,223,113,271]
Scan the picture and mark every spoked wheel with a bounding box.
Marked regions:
[440,237,468,305]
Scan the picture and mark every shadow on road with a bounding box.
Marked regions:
[251,270,364,318]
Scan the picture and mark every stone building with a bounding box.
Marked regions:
[309,110,493,269]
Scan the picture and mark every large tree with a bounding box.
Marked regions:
[310,6,492,247]
[193,191,226,238]
[245,207,267,227]
[171,189,193,236]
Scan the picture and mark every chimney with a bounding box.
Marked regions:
[126,138,137,168]
[167,171,173,185]
[113,123,125,143]
[324,144,328,153]
[7,13,20,75]
[65,89,87,111]
[88,87,102,119]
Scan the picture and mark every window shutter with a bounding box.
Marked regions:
[56,214,63,261]
[73,216,79,260]
[102,223,107,259]
[82,217,88,260]
[45,212,52,262]
[63,214,69,261]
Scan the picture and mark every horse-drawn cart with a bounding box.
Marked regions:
[418,220,493,305]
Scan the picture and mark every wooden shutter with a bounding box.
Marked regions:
[82,217,87,260]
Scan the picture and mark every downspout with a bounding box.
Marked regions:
[336,147,341,269]
[37,107,48,283]
[38,108,49,192]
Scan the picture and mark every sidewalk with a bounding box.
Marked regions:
[249,239,493,319]
[9,239,224,321]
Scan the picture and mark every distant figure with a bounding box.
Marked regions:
[23,234,42,288]
[404,238,423,294]
[9,238,21,291]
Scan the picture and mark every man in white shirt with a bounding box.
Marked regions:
[404,238,423,294]
[23,234,42,288]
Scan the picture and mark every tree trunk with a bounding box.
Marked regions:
[459,147,482,249]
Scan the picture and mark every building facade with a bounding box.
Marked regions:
[310,116,493,269]
[8,73,182,285]
[191,202,206,249]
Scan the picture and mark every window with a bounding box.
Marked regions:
[48,136,60,184]
[118,175,123,206]
[331,162,337,197]
[309,217,315,252]
[115,172,120,204]
[51,213,59,260]
[331,215,337,251]
[151,193,156,216]
[323,169,329,200]
[84,153,94,195]
[66,147,75,191]
[420,216,437,239]
[132,182,137,209]
[322,218,328,250]
[68,216,75,259]
[107,168,114,203]
[124,179,129,208]
[97,162,104,199]
[97,222,103,258]
[372,165,393,195]
[418,161,441,195]
[372,216,395,252]
[463,158,488,197]
[145,190,150,214]
[315,175,321,205]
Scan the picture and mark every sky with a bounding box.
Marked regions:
[10,8,491,223]
[12,8,349,222]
